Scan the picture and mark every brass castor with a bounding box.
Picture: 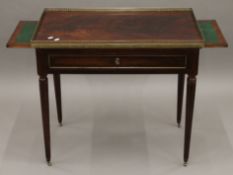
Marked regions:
[178,123,181,128]
[183,162,188,167]
[59,122,63,127]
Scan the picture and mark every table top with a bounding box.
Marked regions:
[31,8,204,49]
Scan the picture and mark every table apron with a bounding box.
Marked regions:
[36,49,199,75]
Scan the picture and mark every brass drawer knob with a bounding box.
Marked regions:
[115,57,120,65]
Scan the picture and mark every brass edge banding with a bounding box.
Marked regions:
[190,10,205,45]
[31,42,204,49]
[30,10,47,45]
[48,54,187,57]
[44,8,193,12]
[49,66,187,69]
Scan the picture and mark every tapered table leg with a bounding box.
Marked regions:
[39,76,51,166]
[177,74,185,127]
[183,76,196,166]
[53,73,63,126]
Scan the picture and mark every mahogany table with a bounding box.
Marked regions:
[7,8,228,166]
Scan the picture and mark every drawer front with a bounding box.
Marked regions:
[48,55,187,69]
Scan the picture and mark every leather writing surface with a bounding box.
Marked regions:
[31,9,204,48]
[35,10,202,41]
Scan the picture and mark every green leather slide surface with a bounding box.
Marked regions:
[16,21,37,43]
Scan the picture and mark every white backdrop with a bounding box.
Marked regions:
[0,0,233,175]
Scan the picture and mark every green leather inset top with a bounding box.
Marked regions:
[197,20,227,47]
[198,21,218,43]
[16,21,37,43]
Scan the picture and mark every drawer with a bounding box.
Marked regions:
[48,55,187,69]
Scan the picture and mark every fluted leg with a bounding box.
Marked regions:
[39,76,51,166]
[183,76,196,166]
[177,74,185,127]
[53,73,63,126]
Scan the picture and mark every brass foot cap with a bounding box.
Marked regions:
[178,124,181,128]
[47,161,52,166]
[59,123,63,127]
[183,162,188,166]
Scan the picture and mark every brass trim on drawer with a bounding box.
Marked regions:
[48,54,187,69]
